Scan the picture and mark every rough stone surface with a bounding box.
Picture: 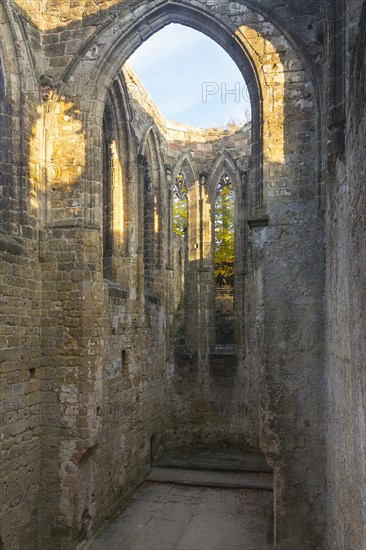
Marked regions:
[84,482,273,550]
[325,3,366,548]
[0,1,365,550]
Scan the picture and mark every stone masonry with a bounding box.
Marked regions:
[0,1,365,549]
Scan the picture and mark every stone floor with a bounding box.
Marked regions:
[85,445,273,550]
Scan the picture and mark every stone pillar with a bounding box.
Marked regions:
[39,225,103,549]
[186,173,214,358]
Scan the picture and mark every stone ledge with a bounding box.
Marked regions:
[247,214,269,228]
[146,467,273,490]
[45,220,101,230]
[0,229,24,255]
[105,280,128,302]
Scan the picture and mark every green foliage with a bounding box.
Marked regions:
[172,195,187,236]
[214,178,234,286]
[173,173,188,236]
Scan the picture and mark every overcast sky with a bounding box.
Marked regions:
[128,24,251,128]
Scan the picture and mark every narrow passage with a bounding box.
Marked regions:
[86,445,273,550]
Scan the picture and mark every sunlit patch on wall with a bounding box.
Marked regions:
[236,25,285,164]
[29,99,86,213]
[14,0,123,31]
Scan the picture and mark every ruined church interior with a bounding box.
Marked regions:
[0,1,365,549]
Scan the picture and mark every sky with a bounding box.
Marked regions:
[127,24,251,128]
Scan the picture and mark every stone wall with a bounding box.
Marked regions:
[0,1,364,549]
[23,59,254,549]
[325,2,366,549]
[123,65,255,449]
[0,5,42,549]
[0,233,42,550]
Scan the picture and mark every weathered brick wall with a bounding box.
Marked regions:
[0,6,43,549]
[38,226,104,548]
[0,238,42,550]
[3,1,364,549]
[325,3,366,548]
[94,277,171,539]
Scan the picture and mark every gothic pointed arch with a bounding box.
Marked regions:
[102,89,121,278]
[170,152,195,242]
[208,151,239,204]
[32,5,326,548]
[171,151,196,186]
[0,4,38,232]
[45,0,321,229]
[139,125,166,290]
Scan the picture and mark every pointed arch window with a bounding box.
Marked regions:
[214,172,235,346]
[143,129,163,290]
[102,95,124,281]
[172,170,188,236]
[214,172,235,290]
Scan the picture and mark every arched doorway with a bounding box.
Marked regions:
[35,3,323,548]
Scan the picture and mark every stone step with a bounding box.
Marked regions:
[155,444,272,474]
[146,467,273,491]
